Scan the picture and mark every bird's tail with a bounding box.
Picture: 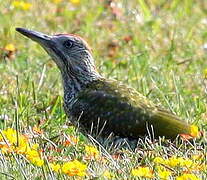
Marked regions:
[149,108,191,139]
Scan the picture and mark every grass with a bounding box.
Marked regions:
[0,0,207,179]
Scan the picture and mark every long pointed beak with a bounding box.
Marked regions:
[16,27,52,46]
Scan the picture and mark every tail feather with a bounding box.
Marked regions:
[149,108,191,139]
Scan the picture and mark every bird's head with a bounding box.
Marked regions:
[16,28,99,80]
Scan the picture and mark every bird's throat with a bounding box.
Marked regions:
[61,70,101,108]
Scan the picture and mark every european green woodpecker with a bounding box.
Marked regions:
[16,27,191,140]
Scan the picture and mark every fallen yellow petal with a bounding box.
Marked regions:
[5,44,15,51]
[190,125,200,138]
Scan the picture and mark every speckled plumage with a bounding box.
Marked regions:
[65,78,190,139]
[16,28,191,140]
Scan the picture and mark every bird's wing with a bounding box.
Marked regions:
[71,87,149,137]
[70,79,190,139]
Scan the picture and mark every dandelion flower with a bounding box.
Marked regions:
[2,128,17,144]
[62,160,87,177]
[12,1,32,11]
[158,169,172,179]
[35,158,44,167]
[181,159,193,168]
[165,156,180,167]
[176,173,200,180]
[154,157,165,164]
[4,44,15,51]
[26,150,44,166]
[85,145,100,159]
[49,163,61,172]
[131,166,154,178]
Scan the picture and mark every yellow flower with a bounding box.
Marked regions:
[176,173,201,180]
[102,170,114,179]
[157,168,172,179]
[26,149,39,158]
[165,156,194,168]
[62,160,87,177]
[18,135,29,146]
[166,156,181,167]
[85,145,100,159]
[26,149,44,166]
[181,159,193,168]
[21,2,31,10]
[131,166,154,178]
[70,0,80,5]
[0,128,31,155]
[154,157,165,164]
[12,1,21,8]
[49,163,61,172]
[31,143,39,150]
[190,125,199,138]
[12,1,32,11]
[15,143,30,154]
[35,158,44,167]
[4,44,15,51]
[2,128,17,144]
[0,128,43,166]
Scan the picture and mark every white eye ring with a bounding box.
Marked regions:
[64,40,73,48]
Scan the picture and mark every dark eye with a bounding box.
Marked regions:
[63,40,73,48]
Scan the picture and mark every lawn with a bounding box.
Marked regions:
[0,0,206,179]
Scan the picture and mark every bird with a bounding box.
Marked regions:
[16,27,191,140]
